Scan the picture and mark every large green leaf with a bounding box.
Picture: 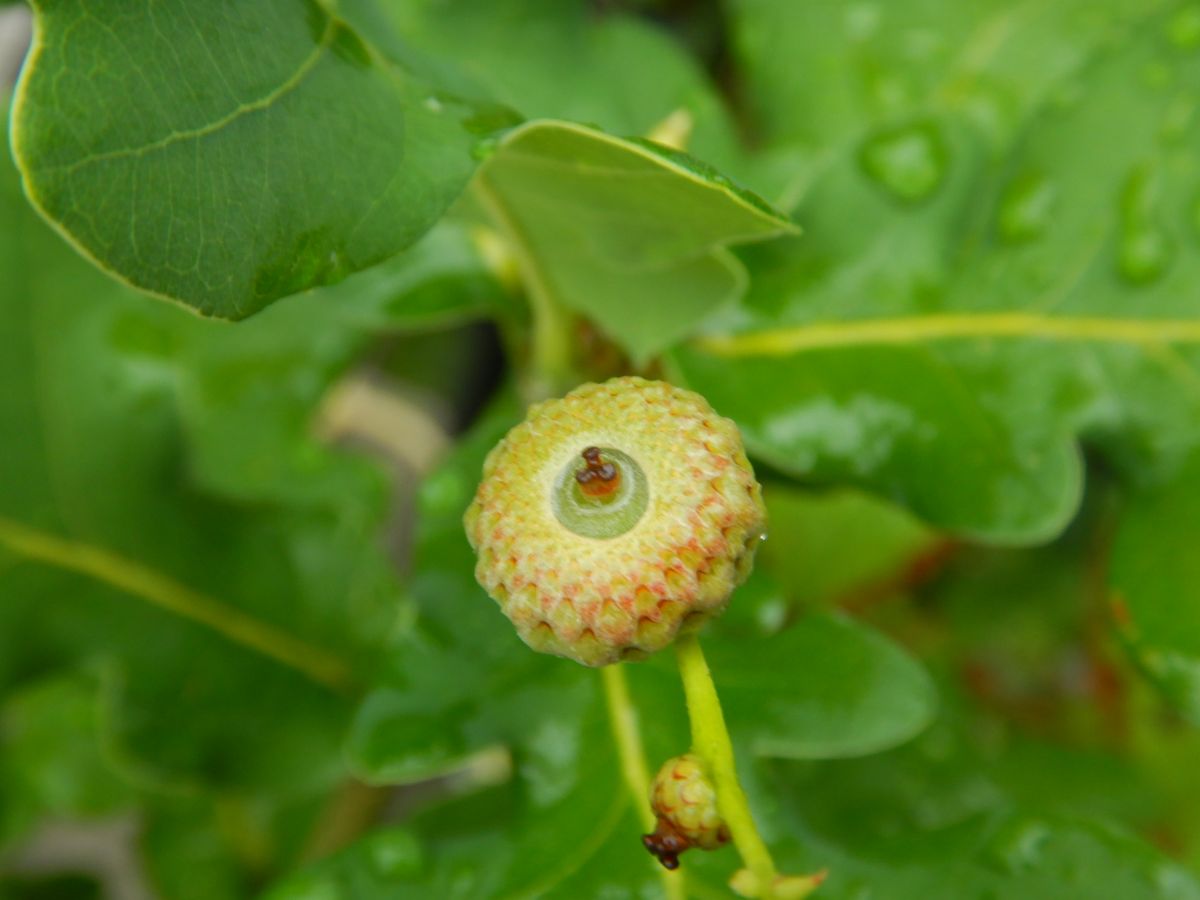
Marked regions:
[758,484,940,610]
[733,685,1200,900]
[474,120,796,364]
[725,0,1151,205]
[709,613,937,760]
[669,3,1200,543]
[10,0,494,316]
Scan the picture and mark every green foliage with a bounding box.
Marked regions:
[472,121,795,364]
[10,0,494,316]
[5,0,1200,897]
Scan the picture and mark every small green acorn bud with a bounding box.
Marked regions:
[464,377,765,667]
[643,753,730,869]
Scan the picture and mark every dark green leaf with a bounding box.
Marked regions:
[705,613,937,760]
[11,0,491,315]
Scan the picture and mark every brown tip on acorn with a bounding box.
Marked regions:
[576,446,621,498]
[642,817,689,871]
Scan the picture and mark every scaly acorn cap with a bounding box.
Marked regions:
[464,377,765,667]
[643,753,730,869]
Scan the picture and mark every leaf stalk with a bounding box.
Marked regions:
[675,632,779,898]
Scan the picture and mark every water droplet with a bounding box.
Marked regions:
[997,172,1057,243]
[1119,226,1174,284]
[471,136,500,162]
[366,828,422,879]
[1168,5,1200,49]
[858,121,948,204]
[1117,165,1175,285]
[424,96,444,114]
[988,819,1050,873]
[755,599,788,633]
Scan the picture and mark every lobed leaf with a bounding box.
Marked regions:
[670,2,1200,542]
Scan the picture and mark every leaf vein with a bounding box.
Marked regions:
[698,314,1200,357]
[0,516,356,693]
[32,10,338,177]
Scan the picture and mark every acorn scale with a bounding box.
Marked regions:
[464,376,766,667]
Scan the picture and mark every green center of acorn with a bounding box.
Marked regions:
[552,446,649,539]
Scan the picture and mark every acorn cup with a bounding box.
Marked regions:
[464,377,766,667]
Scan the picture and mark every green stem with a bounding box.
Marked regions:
[676,632,778,898]
[602,665,687,900]
[471,175,576,401]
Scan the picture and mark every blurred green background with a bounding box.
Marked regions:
[4,1,1200,898]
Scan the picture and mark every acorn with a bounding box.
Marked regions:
[464,377,765,667]
[643,753,730,869]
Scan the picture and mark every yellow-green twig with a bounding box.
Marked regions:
[602,665,687,900]
[676,632,778,898]
[696,312,1200,358]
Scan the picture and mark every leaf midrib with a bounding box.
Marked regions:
[0,515,356,693]
[697,313,1200,357]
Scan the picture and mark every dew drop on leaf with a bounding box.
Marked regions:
[1167,4,1200,50]
[471,136,501,161]
[1117,165,1175,285]
[858,121,947,204]
[1118,225,1174,285]
[997,172,1057,244]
